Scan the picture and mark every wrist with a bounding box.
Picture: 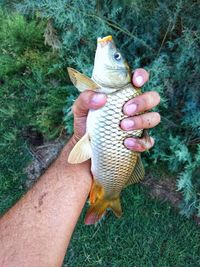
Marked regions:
[59,135,77,159]
[68,134,79,147]
[56,135,92,188]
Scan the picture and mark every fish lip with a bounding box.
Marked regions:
[98,35,113,43]
[104,64,130,73]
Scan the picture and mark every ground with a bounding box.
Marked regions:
[64,185,200,267]
[24,139,200,267]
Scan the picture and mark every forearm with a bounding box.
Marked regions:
[0,139,92,267]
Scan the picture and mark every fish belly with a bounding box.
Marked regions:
[87,84,143,198]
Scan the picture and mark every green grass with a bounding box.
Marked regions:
[64,185,200,267]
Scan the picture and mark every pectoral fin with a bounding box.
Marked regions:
[126,155,145,186]
[67,67,99,92]
[68,133,92,164]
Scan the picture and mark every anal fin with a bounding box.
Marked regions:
[126,155,145,186]
[89,180,104,205]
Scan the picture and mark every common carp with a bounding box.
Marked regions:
[67,35,145,225]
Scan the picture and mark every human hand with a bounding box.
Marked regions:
[71,68,160,152]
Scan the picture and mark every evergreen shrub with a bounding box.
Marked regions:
[0,9,76,212]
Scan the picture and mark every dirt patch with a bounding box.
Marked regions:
[142,174,200,225]
[141,175,182,208]
[25,136,69,188]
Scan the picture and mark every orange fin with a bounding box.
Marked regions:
[85,200,108,225]
[110,197,122,218]
[89,180,104,205]
[85,196,122,225]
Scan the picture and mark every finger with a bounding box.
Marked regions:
[72,90,107,117]
[132,68,149,87]
[120,112,161,131]
[123,91,160,116]
[124,136,155,152]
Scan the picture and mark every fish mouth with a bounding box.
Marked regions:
[105,63,130,73]
[97,35,113,45]
[105,66,128,72]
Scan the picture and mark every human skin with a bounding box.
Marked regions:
[0,69,160,267]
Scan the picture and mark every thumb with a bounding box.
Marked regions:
[72,90,107,142]
[72,90,107,118]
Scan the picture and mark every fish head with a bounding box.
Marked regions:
[92,35,131,90]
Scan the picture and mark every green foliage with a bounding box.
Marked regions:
[14,0,200,217]
[0,9,74,212]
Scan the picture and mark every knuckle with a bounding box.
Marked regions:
[72,103,78,115]
[136,115,145,128]
[146,93,155,107]
[134,96,146,112]
[142,92,160,109]
[72,91,92,116]
[83,90,94,100]
[135,140,146,152]
[79,91,89,104]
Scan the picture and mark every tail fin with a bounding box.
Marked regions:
[84,197,122,225]
[85,199,108,225]
[110,198,122,218]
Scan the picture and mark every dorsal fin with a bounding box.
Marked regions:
[67,67,99,92]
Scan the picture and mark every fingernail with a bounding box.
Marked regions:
[124,103,137,115]
[91,93,106,104]
[122,119,134,130]
[124,138,136,148]
[135,75,143,87]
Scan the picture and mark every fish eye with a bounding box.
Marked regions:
[114,52,121,61]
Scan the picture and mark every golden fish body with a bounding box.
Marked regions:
[67,35,145,225]
[87,84,142,199]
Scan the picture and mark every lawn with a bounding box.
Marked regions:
[64,185,200,267]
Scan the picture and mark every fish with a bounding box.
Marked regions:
[67,35,145,225]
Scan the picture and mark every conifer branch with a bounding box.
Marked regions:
[87,14,155,52]
[157,21,172,57]
[64,3,154,52]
